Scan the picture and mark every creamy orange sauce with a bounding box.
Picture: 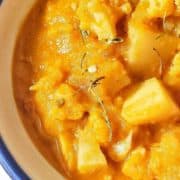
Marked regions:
[13,0,180,179]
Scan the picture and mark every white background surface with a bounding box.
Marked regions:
[0,165,11,180]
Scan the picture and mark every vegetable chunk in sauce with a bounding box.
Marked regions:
[13,0,180,179]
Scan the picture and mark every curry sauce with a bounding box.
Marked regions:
[13,0,180,179]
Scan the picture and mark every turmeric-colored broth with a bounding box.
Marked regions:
[13,0,180,179]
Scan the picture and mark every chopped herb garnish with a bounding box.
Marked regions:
[81,30,89,38]
[112,37,124,43]
[162,12,167,29]
[88,76,112,142]
[89,76,105,89]
[153,48,163,76]
[89,88,112,142]
[106,37,124,44]
[80,29,89,43]
[153,48,161,57]
[155,34,162,40]
[56,98,65,107]
[80,52,87,69]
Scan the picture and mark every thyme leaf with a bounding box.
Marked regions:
[89,88,112,141]
[88,76,112,142]
[81,30,89,38]
[80,52,87,69]
[80,29,89,43]
[162,12,167,29]
[155,34,162,40]
[89,76,105,89]
[106,37,124,44]
[153,48,163,76]
[56,98,65,107]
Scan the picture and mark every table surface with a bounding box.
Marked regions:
[0,165,11,180]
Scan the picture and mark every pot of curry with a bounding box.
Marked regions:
[0,0,180,179]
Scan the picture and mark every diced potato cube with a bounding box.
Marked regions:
[77,127,107,174]
[149,129,180,179]
[78,166,114,180]
[175,0,180,16]
[58,132,76,171]
[129,1,149,23]
[121,78,180,125]
[164,53,180,89]
[86,107,110,146]
[122,147,148,180]
[32,80,65,136]
[119,2,132,15]
[147,0,175,18]
[77,0,117,40]
[32,83,85,136]
[126,23,179,78]
[98,60,131,97]
[163,17,180,37]
[53,84,85,120]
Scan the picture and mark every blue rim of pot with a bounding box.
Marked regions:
[0,139,30,180]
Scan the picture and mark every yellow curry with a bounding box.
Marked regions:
[13,0,180,179]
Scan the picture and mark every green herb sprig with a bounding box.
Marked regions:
[88,76,112,141]
[153,48,163,76]
[80,29,89,43]
[106,37,124,44]
[80,52,87,69]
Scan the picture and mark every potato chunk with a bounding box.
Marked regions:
[77,0,117,40]
[58,132,76,171]
[32,82,85,136]
[164,53,180,89]
[149,129,180,179]
[163,17,180,37]
[86,107,110,146]
[122,147,148,180]
[121,78,180,125]
[126,23,179,78]
[53,84,85,120]
[77,127,107,174]
[97,59,131,97]
[175,0,180,16]
[147,0,175,18]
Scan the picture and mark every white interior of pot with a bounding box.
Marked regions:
[0,0,63,179]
